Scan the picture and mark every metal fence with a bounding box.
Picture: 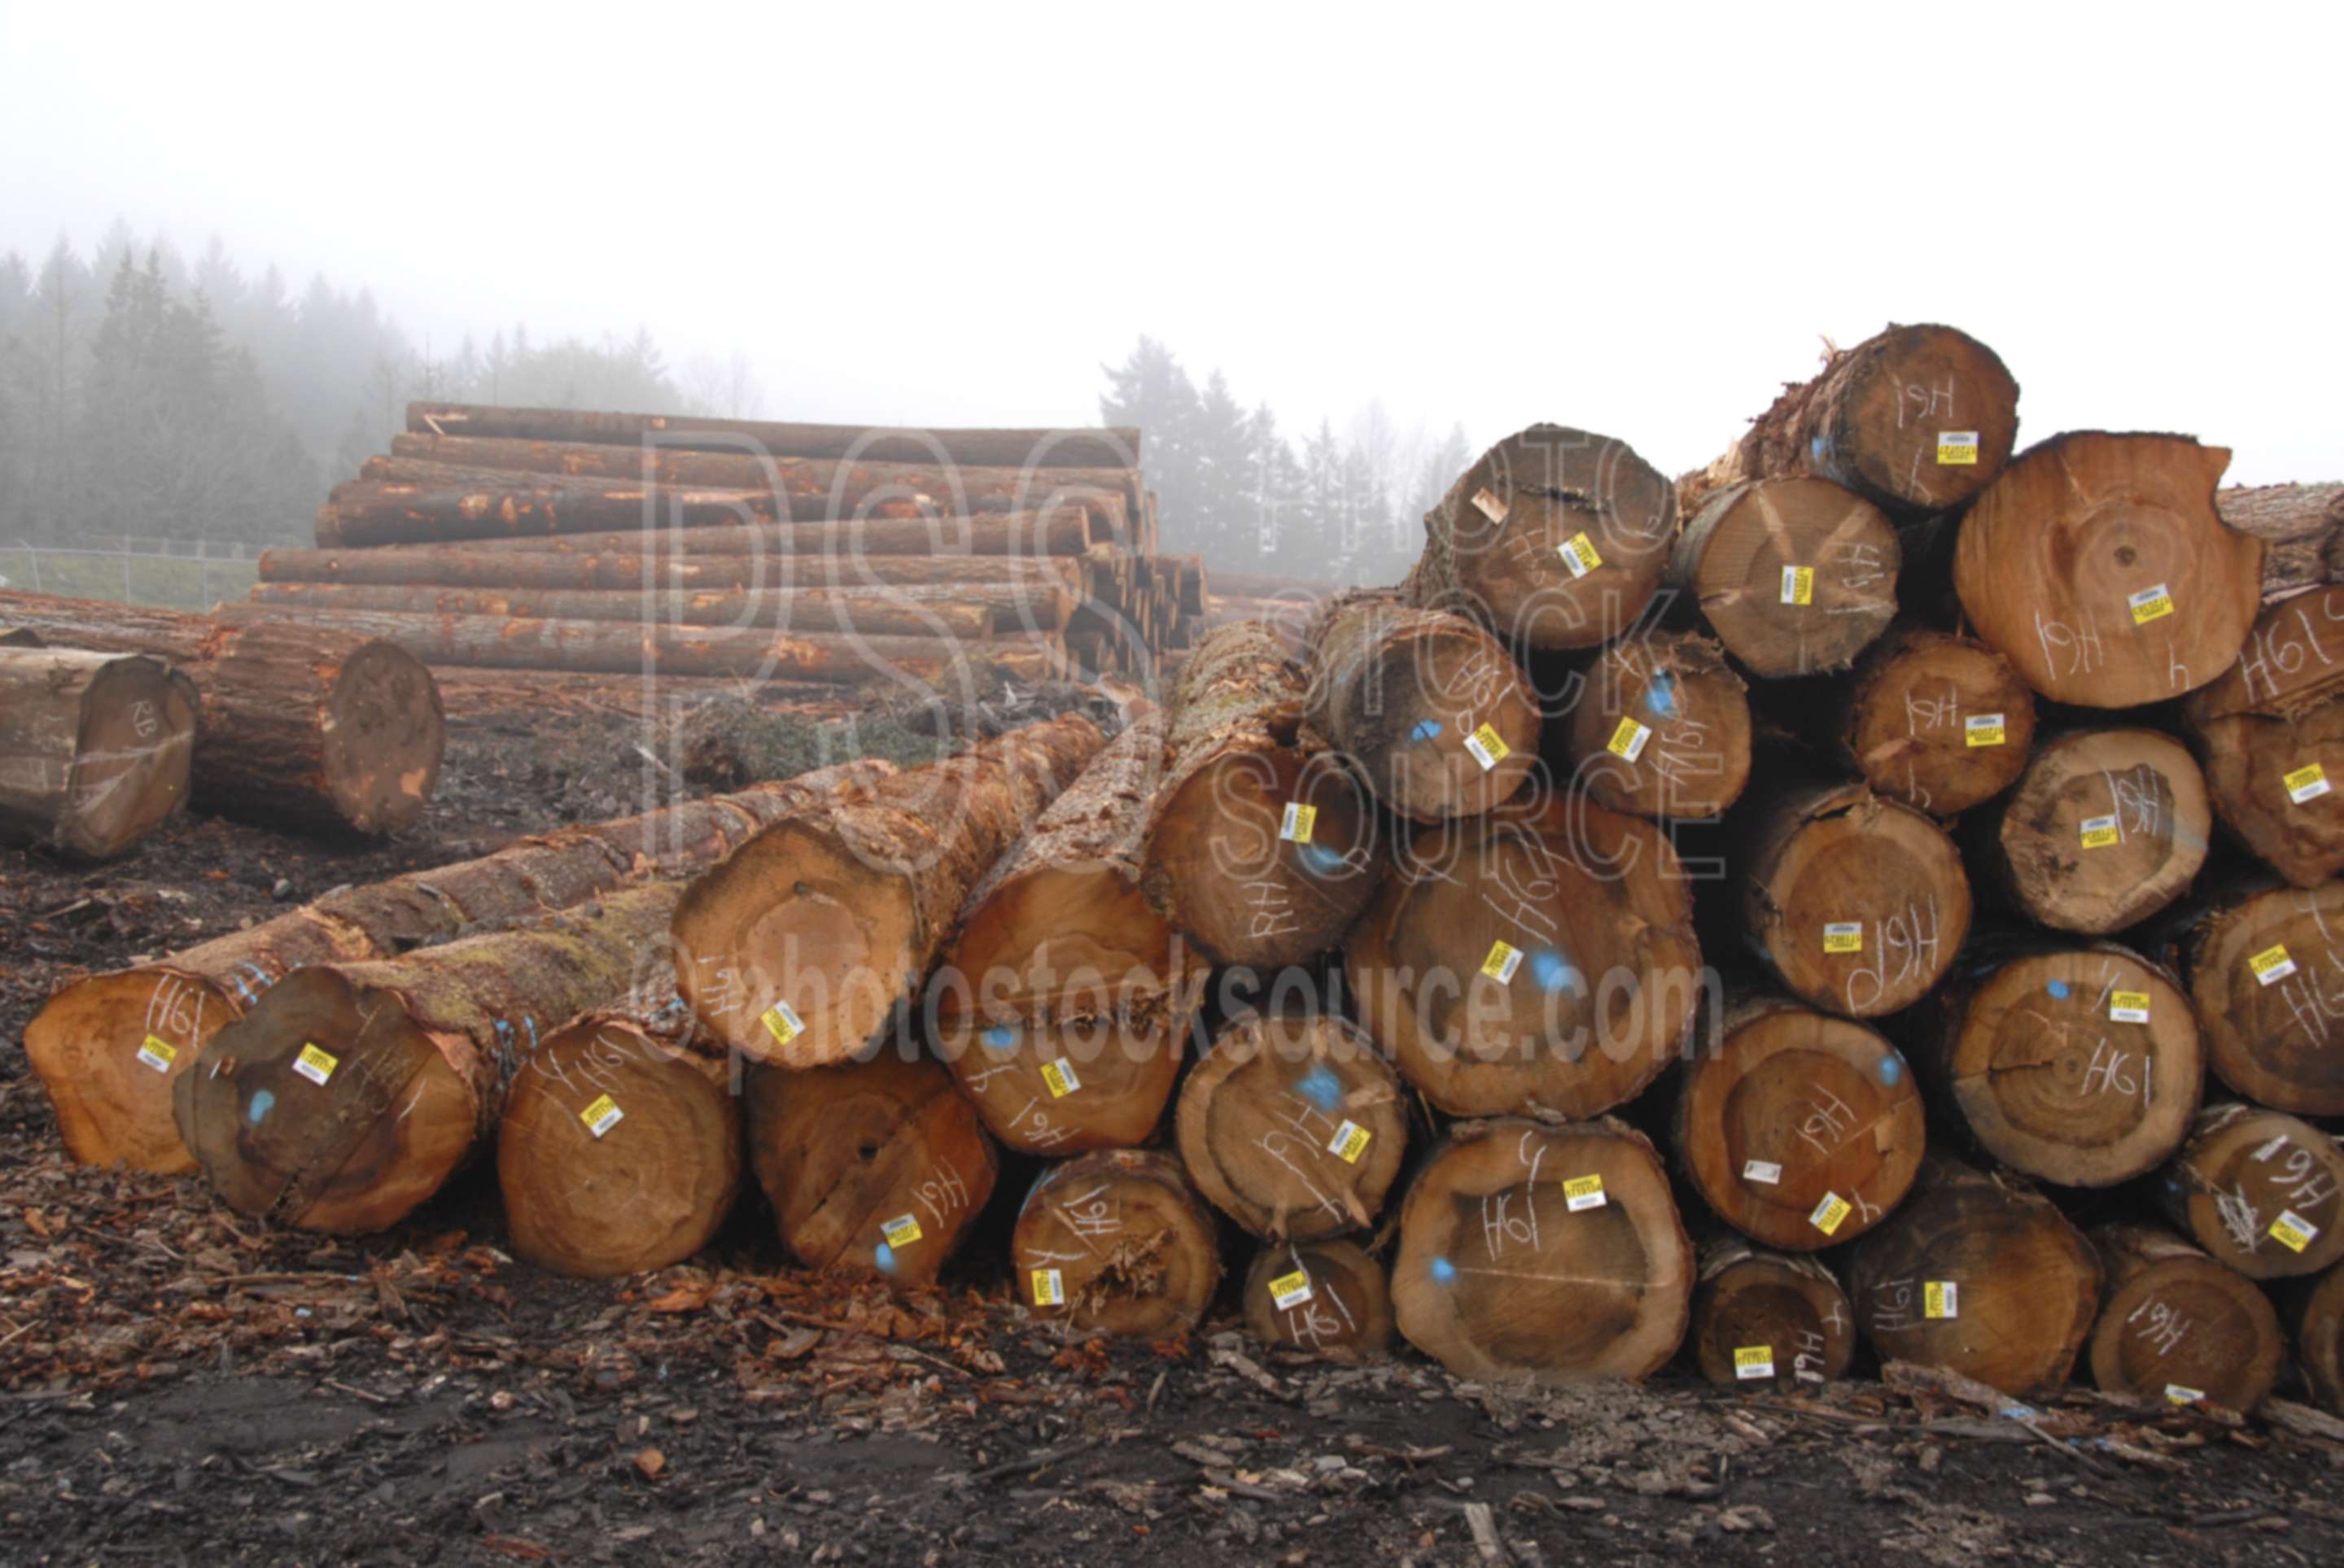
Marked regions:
[1,537,262,610]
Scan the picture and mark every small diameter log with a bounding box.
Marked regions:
[1906,943,2202,1187]
[1848,1157,2102,1399]
[246,580,1069,639]
[1241,1238,1395,1360]
[1559,630,1751,819]
[1668,477,1900,676]
[2181,588,2344,887]
[1012,1148,1223,1339]
[1138,622,1383,969]
[934,1005,1194,1155]
[496,988,741,1278]
[1978,728,2210,934]
[1836,627,2036,817]
[1408,423,1675,650]
[177,884,682,1234]
[1174,1007,1408,1240]
[1954,433,2262,706]
[2218,481,2344,601]
[673,714,1104,1068]
[394,507,1108,558]
[0,648,195,858]
[744,1046,996,1286]
[2085,1222,2283,1413]
[1691,324,2021,517]
[1345,788,1702,1119]
[259,546,1078,595]
[316,476,777,548]
[1391,1116,1693,1383]
[1686,1238,1856,1390]
[1737,780,1971,1017]
[2157,1103,2344,1280]
[1672,997,1923,1252]
[2282,1262,2344,1413]
[1301,591,1539,821]
[2180,880,2344,1115]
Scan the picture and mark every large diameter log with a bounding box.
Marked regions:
[1686,1238,1856,1390]
[1138,622,1383,969]
[1559,630,1751,819]
[247,580,1066,640]
[2180,589,2344,887]
[1392,1116,1693,1383]
[934,1005,1195,1155]
[432,509,1107,559]
[1345,787,1702,1119]
[1978,728,2210,934]
[1848,1157,2102,1398]
[2217,481,2344,602]
[0,589,210,659]
[1737,780,1971,1017]
[259,545,1079,595]
[1301,591,1539,822]
[2157,1103,2344,1280]
[744,1047,996,1286]
[2084,1223,2283,1413]
[495,987,741,1278]
[1668,478,1900,676]
[1837,626,2036,816]
[1692,323,2021,516]
[2283,1262,2344,1413]
[1954,433,2261,706]
[672,714,1105,1068]
[1241,1238,1395,1360]
[1408,423,1675,650]
[1174,1007,1408,1240]
[0,648,195,858]
[176,884,682,1234]
[316,477,779,548]
[2180,880,2344,1115]
[1012,1148,1222,1339]
[1671,996,1923,1252]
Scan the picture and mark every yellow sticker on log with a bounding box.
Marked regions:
[1809,1192,1852,1236]
[1557,532,1603,579]
[579,1094,623,1138]
[1936,430,1979,465]
[2079,814,2120,850]
[1279,801,1317,845]
[1471,486,1509,525]
[881,1213,923,1249]
[1563,1174,1606,1212]
[1607,717,1651,763]
[1030,1268,1065,1307]
[1481,940,1524,983]
[1463,723,1510,771]
[136,1034,177,1074]
[760,1001,805,1048]
[1822,923,1863,954]
[2270,1210,2319,1253]
[1965,714,2005,748]
[1328,1120,1371,1164]
[294,1042,339,1086]
[1041,1059,1081,1098]
[1780,566,1813,606]
[2128,584,2175,624]
[2109,991,2152,1024]
[2164,1383,2206,1406]
[2250,945,2299,985]
[1924,1281,1958,1319]
[2286,763,2332,805]
[1267,1269,1314,1310]
[1734,1346,1775,1380]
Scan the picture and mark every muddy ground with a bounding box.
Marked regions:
[2,696,2340,1566]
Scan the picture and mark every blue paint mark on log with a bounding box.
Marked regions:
[1410,719,1443,742]
[1297,1065,1343,1112]
[247,1088,275,1125]
[1431,1257,1458,1284]
[1878,1055,1903,1085]
[1533,950,1581,994]
[2047,980,2071,999]
[1300,844,1345,876]
[982,1026,1017,1050]
[874,1243,897,1274]
[1646,673,1679,718]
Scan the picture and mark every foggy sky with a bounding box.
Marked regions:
[2,2,2335,486]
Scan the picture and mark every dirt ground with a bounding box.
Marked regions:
[2,697,2341,1566]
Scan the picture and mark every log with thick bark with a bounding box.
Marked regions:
[259,545,1081,596]
[2177,879,2344,1115]
[1976,728,2210,934]
[1954,433,2262,706]
[1012,1148,1223,1339]
[1391,1117,1693,1383]
[2157,1103,2344,1280]
[1137,622,1383,968]
[1345,787,1703,1119]
[1671,996,1924,1252]
[1300,591,1539,821]
[23,759,890,1174]
[0,588,212,657]
[315,476,781,548]
[176,884,682,1234]
[1686,1237,1856,1389]
[247,579,1069,638]
[1559,630,1751,819]
[2217,481,2344,602]
[1407,424,1676,650]
[672,714,1104,1068]
[1241,1238,1395,1360]
[1848,1157,2102,1398]
[1174,1007,1408,1240]
[1690,324,2021,517]
[743,1046,996,1286]
[2084,1223,2283,1413]
[361,506,1106,561]
[495,985,741,1278]
[1904,941,2202,1187]
[1835,626,2036,816]
[0,648,195,858]
[2282,1261,2344,1413]
[2180,588,2344,887]
[1736,779,1970,1017]
[1668,478,1900,676]
[933,1004,1196,1154]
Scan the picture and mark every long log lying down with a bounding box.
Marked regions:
[1139,622,1383,969]
[1240,1238,1396,1361]
[1955,433,2263,707]
[1691,324,2022,517]
[1848,1157,2102,1399]
[1301,591,1540,822]
[1392,1117,1694,1383]
[1835,626,2036,817]
[1407,423,1676,650]
[2157,1103,2344,1280]
[1686,1238,1856,1389]
[177,884,684,1234]
[405,509,1108,560]
[495,985,741,1279]
[23,758,890,1174]
[0,648,195,858]
[405,400,1143,471]
[672,714,1105,1068]
[259,546,1082,595]
[1976,728,2211,935]
[1670,996,1923,1253]
[2180,587,2344,888]
[1559,629,1752,819]
[247,580,1070,638]
[744,1049,997,1287]
[316,477,778,549]
[2217,481,2344,602]
[2178,880,2344,1116]
[1668,477,1900,677]
[1012,1148,1223,1339]
[1345,787,1703,1119]
[2285,1263,2344,1413]
[2085,1223,2284,1413]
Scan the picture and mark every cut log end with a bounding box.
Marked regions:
[321,640,446,834]
[1012,1149,1223,1339]
[1561,631,1752,819]
[1241,1238,1396,1360]
[1841,628,2036,817]
[1688,1241,1856,1389]
[18,965,236,1175]
[1817,325,2022,513]
[2159,1105,2344,1280]
[935,1008,1192,1155]
[2086,1224,2283,1413]
[2288,1263,2344,1414]
[0,649,196,859]
[1673,478,1900,678]
[1988,729,2210,935]
[2187,882,2344,1116]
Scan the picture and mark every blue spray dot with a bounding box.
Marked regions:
[1878,1056,1903,1085]
[1646,673,1679,718]
[982,1026,1017,1050]
[1296,1065,1343,1112]
[1410,719,1443,742]
[2047,980,2071,1000]
[1431,1257,1458,1284]
[1532,951,1583,994]
[1300,843,1345,876]
[247,1089,275,1125]
[874,1243,897,1275]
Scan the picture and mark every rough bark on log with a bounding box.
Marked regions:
[1559,629,1752,819]
[316,476,781,548]
[2157,1103,2344,1280]
[368,505,1106,558]
[1977,728,2209,934]
[2084,1222,2282,1413]
[2216,481,2344,602]
[2281,1261,2344,1413]
[1686,1237,1856,1389]
[1668,477,1900,676]
[260,545,1080,595]
[1835,626,2036,817]
[1240,1238,1394,1360]
[247,580,1068,639]
[2178,879,2344,1116]
[1011,1148,1222,1339]
[2180,587,2344,887]
[0,648,195,858]
[1391,1116,1693,1383]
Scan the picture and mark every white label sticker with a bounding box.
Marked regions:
[1471,487,1508,525]
[1742,1160,1783,1186]
[2164,1384,2205,1406]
